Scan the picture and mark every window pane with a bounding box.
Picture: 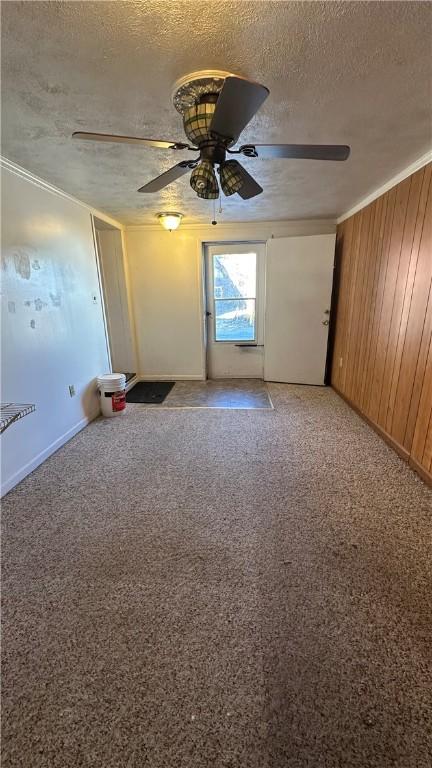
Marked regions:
[213,252,256,299]
[214,299,256,341]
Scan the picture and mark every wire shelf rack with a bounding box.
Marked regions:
[0,403,36,434]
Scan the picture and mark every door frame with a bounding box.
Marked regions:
[92,215,138,375]
[201,241,266,379]
[91,215,112,372]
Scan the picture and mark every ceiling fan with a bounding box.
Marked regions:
[73,70,350,201]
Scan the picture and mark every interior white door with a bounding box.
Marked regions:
[205,243,265,379]
[264,234,335,385]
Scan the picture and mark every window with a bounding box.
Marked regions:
[212,252,257,342]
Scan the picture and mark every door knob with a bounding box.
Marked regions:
[322,319,329,326]
[205,311,212,317]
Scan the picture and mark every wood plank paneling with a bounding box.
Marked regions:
[403,287,432,451]
[362,193,390,416]
[331,162,432,485]
[386,169,428,434]
[367,187,397,423]
[382,172,424,433]
[411,331,432,468]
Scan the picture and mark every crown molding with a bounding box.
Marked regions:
[124,218,337,233]
[337,149,432,224]
[4,151,431,233]
[0,156,123,230]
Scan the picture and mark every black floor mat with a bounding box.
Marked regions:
[126,381,175,404]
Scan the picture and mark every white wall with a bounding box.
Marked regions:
[125,220,336,380]
[125,228,206,379]
[1,166,111,495]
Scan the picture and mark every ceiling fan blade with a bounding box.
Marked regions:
[138,161,194,193]
[243,144,351,161]
[72,131,189,150]
[210,76,269,144]
[231,161,263,199]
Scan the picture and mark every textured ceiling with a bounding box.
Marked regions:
[2,1,432,225]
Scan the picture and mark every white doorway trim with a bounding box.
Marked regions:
[91,216,112,372]
[93,216,138,375]
[202,241,266,379]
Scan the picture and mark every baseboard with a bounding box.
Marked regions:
[210,374,264,380]
[137,374,205,381]
[332,385,432,486]
[1,412,98,497]
[332,385,409,459]
[409,456,432,488]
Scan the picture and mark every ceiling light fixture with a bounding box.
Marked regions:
[157,212,183,231]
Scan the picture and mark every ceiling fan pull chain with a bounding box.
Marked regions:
[212,196,217,226]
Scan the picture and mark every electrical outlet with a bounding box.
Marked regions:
[69,384,76,397]
[339,357,343,368]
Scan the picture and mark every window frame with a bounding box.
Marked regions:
[211,250,258,344]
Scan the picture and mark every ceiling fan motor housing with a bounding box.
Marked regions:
[183,97,233,152]
[175,71,236,153]
[183,101,217,146]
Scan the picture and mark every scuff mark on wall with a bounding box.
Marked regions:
[23,298,50,311]
[34,298,48,311]
[13,251,31,280]
[49,292,62,307]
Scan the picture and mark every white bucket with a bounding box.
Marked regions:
[97,373,126,417]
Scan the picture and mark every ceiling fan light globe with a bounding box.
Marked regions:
[220,160,244,196]
[190,161,219,199]
[197,188,219,200]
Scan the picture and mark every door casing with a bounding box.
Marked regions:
[204,242,266,379]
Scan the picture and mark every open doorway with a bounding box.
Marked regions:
[204,242,266,379]
[93,217,136,381]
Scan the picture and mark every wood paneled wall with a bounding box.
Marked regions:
[331,162,432,485]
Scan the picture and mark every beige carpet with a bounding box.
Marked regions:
[2,384,431,768]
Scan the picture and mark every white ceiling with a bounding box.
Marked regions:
[2,1,431,226]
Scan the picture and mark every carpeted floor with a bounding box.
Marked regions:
[2,384,431,768]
